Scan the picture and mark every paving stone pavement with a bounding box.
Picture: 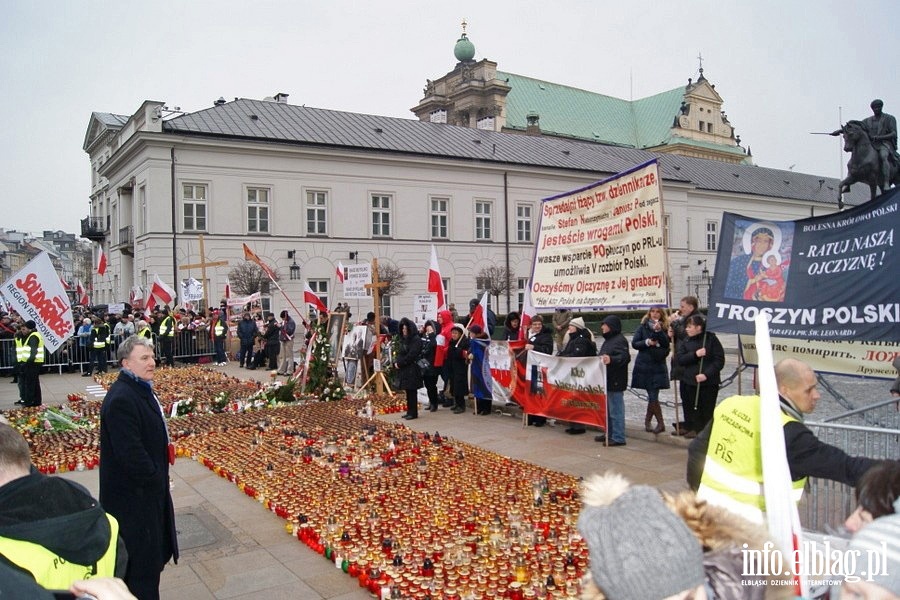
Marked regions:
[0,335,892,598]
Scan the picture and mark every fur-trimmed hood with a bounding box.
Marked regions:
[579,473,794,600]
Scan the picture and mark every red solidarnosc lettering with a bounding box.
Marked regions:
[16,273,71,337]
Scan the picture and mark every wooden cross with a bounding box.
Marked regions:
[363,258,391,395]
[179,234,228,310]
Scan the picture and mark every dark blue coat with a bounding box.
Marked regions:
[630,321,670,391]
[99,371,178,579]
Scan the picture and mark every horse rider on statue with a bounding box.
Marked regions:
[832,99,898,191]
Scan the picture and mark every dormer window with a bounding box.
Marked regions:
[476,116,494,130]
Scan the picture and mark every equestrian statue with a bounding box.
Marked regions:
[830,99,899,209]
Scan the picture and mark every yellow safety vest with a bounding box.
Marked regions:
[214,322,225,337]
[138,328,152,339]
[91,325,109,350]
[161,315,176,337]
[698,395,806,524]
[0,513,119,589]
[18,332,44,363]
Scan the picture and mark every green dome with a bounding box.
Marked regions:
[454,34,475,62]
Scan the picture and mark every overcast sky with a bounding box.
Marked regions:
[2,0,897,234]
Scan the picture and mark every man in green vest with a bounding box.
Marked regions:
[0,423,127,590]
[19,320,43,407]
[687,358,879,524]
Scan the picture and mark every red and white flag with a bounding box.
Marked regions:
[468,292,488,332]
[757,314,808,596]
[519,284,536,341]
[336,261,346,283]
[96,246,107,276]
[149,274,176,309]
[427,244,445,311]
[75,280,89,306]
[304,282,329,314]
[129,285,143,309]
[59,276,71,290]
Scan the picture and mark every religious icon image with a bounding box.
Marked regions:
[723,220,794,302]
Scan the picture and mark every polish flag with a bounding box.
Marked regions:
[336,262,345,283]
[75,280,89,306]
[519,285,536,341]
[150,274,177,308]
[468,292,488,332]
[96,246,107,276]
[59,276,71,290]
[427,245,445,310]
[304,282,329,314]
[129,285,144,309]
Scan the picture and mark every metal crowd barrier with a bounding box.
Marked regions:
[801,407,900,532]
[0,332,216,375]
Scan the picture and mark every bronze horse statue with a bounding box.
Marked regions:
[836,120,899,209]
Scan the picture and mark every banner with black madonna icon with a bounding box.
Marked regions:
[708,188,899,341]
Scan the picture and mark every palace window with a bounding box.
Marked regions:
[306,190,328,236]
[475,200,492,241]
[516,204,532,242]
[371,194,391,237]
[182,183,207,231]
[431,197,449,239]
[706,220,718,251]
[247,187,270,234]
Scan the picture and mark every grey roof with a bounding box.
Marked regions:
[163,99,862,206]
[94,112,129,127]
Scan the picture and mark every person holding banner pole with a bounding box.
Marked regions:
[675,314,725,439]
[558,318,597,435]
[668,296,699,435]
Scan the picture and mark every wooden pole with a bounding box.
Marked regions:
[179,234,228,311]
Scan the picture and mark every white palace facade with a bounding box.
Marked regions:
[82,94,858,318]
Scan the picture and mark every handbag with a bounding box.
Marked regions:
[416,358,432,374]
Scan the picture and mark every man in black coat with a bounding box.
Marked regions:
[100,336,178,600]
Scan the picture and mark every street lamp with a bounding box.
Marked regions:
[288,250,300,280]
[698,259,711,306]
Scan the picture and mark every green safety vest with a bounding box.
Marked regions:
[0,513,119,589]
[698,394,806,523]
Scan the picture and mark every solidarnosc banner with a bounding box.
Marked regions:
[708,188,899,341]
[530,159,667,310]
[1,251,74,352]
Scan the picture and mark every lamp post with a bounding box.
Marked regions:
[698,259,711,307]
[288,250,300,280]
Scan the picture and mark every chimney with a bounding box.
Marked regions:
[525,112,541,136]
[274,92,290,104]
[214,97,226,107]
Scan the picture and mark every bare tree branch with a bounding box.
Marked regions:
[228,262,280,296]
[477,265,512,310]
[377,262,407,298]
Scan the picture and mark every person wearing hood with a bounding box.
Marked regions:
[595,315,630,446]
[434,310,456,407]
[578,471,796,600]
[0,423,128,590]
[445,324,470,414]
[395,318,424,420]
[502,311,521,341]
[675,314,725,438]
[420,320,441,411]
[558,317,597,434]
